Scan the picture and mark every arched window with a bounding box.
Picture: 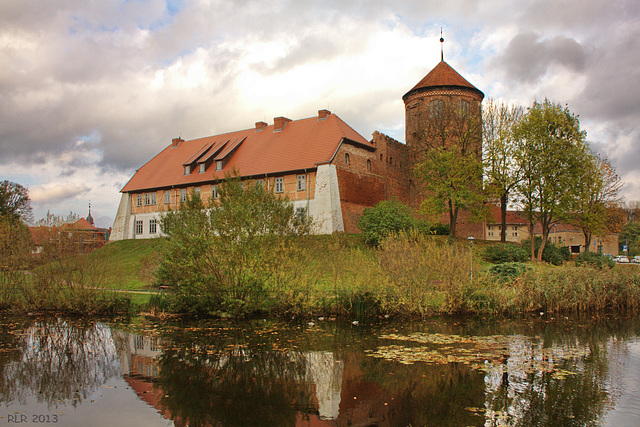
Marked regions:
[345,153,350,165]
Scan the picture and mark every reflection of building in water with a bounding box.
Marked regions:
[304,352,344,421]
[112,331,172,422]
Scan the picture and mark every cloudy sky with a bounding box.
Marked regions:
[1,0,639,228]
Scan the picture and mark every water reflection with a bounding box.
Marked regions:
[0,316,639,426]
[0,318,120,408]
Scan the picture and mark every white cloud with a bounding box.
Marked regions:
[1,0,639,227]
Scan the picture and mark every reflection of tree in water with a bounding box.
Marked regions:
[0,318,120,408]
[158,338,316,427]
[355,352,486,426]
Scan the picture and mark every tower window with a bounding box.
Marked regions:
[458,100,470,115]
[345,153,350,165]
[367,159,372,170]
[429,99,443,117]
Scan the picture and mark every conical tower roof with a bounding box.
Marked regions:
[403,61,484,101]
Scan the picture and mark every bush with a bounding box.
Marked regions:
[521,237,571,266]
[482,244,529,264]
[357,199,417,247]
[489,262,531,281]
[575,251,615,269]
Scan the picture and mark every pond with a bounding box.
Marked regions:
[0,314,639,426]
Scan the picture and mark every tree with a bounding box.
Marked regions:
[483,99,524,242]
[619,222,640,256]
[569,153,622,251]
[357,199,417,246]
[513,99,588,262]
[413,98,484,237]
[159,175,310,315]
[0,181,32,223]
[35,210,81,227]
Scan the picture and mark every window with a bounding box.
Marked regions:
[296,207,307,219]
[216,160,223,171]
[199,163,205,173]
[136,194,142,207]
[256,179,264,189]
[344,153,350,165]
[184,165,191,176]
[135,335,145,350]
[194,187,201,197]
[429,99,443,117]
[458,100,470,115]
[164,190,170,204]
[180,188,187,202]
[135,220,143,235]
[145,192,156,205]
[275,177,283,193]
[212,185,219,199]
[297,174,306,191]
[149,219,157,234]
[367,159,372,170]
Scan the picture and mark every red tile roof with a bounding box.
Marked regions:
[121,111,372,193]
[485,204,528,225]
[403,61,484,101]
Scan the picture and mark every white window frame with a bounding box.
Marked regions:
[149,219,157,234]
[180,188,187,202]
[198,163,205,174]
[135,220,143,235]
[275,177,283,193]
[215,160,223,171]
[136,194,143,207]
[194,186,201,197]
[184,165,191,176]
[164,190,170,204]
[297,174,306,191]
[212,185,219,199]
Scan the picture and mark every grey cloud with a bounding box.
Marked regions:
[492,32,587,83]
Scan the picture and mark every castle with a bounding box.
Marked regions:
[110,56,486,241]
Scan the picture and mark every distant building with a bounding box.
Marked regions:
[532,223,619,255]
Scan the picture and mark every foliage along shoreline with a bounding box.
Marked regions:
[2,232,640,320]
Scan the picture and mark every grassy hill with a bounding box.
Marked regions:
[91,238,165,290]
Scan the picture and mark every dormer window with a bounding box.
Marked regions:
[199,163,206,173]
[216,160,223,171]
[184,165,191,176]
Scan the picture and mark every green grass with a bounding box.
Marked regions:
[89,238,165,290]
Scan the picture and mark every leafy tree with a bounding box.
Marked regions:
[619,222,640,256]
[0,181,32,223]
[357,199,417,246]
[569,153,622,251]
[159,175,310,315]
[513,100,589,261]
[483,99,524,242]
[413,99,484,237]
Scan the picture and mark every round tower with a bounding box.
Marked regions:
[402,58,484,150]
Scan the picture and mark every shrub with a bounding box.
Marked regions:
[489,262,531,281]
[482,244,529,264]
[575,251,615,269]
[521,237,571,266]
[357,199,417,247]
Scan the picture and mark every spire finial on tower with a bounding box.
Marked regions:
[440,27,444,62]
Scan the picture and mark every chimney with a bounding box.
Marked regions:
[273,116,291,132]
[318,109,331,120]
[172,137,184,147]
[255,121,267,131]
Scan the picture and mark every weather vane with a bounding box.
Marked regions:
[440,27,444,62]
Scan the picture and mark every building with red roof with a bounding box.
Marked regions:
[111,54,488,241]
